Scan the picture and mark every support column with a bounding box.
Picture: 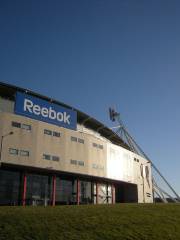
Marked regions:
[111,184,115,204]
[77,179,80,205]
[96,182,99,204]
[107,183,109,204]
[52,175,56,206]
[22,173,27,206]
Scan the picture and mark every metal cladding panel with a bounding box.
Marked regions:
[107,143,134,182]
[14,92,77,130]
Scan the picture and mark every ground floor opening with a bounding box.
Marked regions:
[115,182,138,203]
[0,167,138,206]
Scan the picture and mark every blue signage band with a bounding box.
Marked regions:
[14,92,77,130]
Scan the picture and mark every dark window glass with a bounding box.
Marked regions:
[43,154,51,160]
[20,150,29,157]
[9,148,18,155]
[55,178,76,205]
[80,181,93,204]
[0,169,21,205]
[44,129,52,135]
[26,174,52,206]
[92,163,98,169]
[78,161,84,166]
[134,158,139,162]
[52,156,60,162]
[21,124,31,131]
[70,159,77,165]
[92,163,104,170]
[12,121,21,128]
[53,131,60,137]
[78,138,84,144]
[93,143,98,148]
[99,144,103,149]
[71,136,77,142]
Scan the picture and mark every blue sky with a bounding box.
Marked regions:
[0,0,180,195]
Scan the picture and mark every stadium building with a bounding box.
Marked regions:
[0,82,153,206]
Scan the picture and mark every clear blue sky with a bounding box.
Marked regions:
[0,0,180,195]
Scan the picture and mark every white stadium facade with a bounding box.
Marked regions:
[0,82,153,206]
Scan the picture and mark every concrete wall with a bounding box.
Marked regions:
[0,112,107,177]
[107,143,153,203]
[0,112,153,203]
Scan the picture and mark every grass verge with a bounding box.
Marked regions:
[0,204,180,240]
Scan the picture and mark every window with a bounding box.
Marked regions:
[70,160,84,166]
[12,121,21,128]
[12,121,31,131]
[134,158,139,162]
[93,143,103,149]
[92,163,104,170]
[0,169,21,205]
[43,154,51,160]
[71,137,84,144]
[9,148,18,155]
[26,173,52,206]
[44,129,60,137]
[21,124,31,131]
[52,156,60,162]
[93,143,98,148]
[146,193,151,197]
[78,161,84,166]
[71,136,77,142]
[92,163,96,169]
[70,159,77,165]
[9,148,30,156]
[20,150,29,157]
[53,131,60,137]
[43,154,60,161]
[44,129,52,135]
[78,138,84,144]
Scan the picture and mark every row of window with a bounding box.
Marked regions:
[9,148,60,161]
[11,122,104,149]
[43,154,60,162]
[70,159,84,166]
[8,148,104,169]
[71,137,104,150]
[12,121,61,138]
[9,148,29,156]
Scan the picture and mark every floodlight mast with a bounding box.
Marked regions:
[108,107,180,202]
